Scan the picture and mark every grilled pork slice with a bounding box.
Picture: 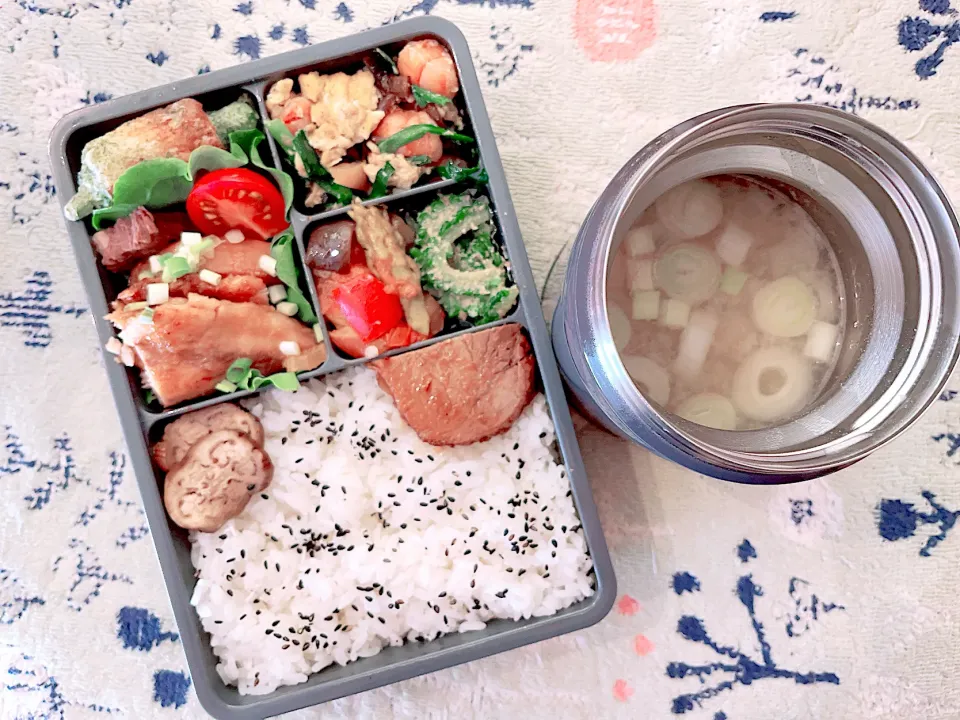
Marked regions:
[118,240,275,306]
[372,323,535,446]
[108,294,326,407]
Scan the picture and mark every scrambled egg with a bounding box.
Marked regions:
[299,70,384,168]
[304,182,327,208]
[362,143,430,190]
[265,78,293,117]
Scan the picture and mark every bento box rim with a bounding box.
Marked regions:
[48,16,617,719]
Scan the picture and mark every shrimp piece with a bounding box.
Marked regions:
[265,79,293,118]
[329,161,371,192]
[302,69,384,168]
[398,39,460,98]
[280,96,313,134]
[372,109,442,162]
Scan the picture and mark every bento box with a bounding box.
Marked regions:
[49,17,615,719]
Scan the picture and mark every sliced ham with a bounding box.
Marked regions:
[371,324,535,446]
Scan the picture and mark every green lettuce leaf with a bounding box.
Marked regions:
[271,229,318,324]
[221,357,300,393]
[91,128,294,230]
[230,128,294,214]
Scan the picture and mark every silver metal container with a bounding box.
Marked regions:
[552,103,960,484]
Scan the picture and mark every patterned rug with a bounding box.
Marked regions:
[2,1,959,718]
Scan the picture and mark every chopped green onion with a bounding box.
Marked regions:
[631,290,660,321]
[374,47,398,74]
[752,276,816,338]
[631,259,654,293]
[139,307,155,322]
[803,320,840,364]
[406,154,431,166]
[149,253,171,274]
[660,298,691,329]
[412,84,451,107]
[676,393,737,430]
[259,255,278,277]
[137,269,155,281]
[316,179,354,206]
[256,372,299,392]
[199,269,222,286]
[720,267,749,296]
[293,130,329,180]
[125,301,149,312]
[146,283,169,306]
[288,129,354,206]
[377,125,474,154]
[437,161,488,184]
[278,340,301,356]
[191,238,216,258]
[276,302,299,317]
[161,256,192,283]
[313,324,324,343]
[215,380,238,393]
[368,162,395,199]
[144,389,156,405]
[625,225,656,257]
[653,243,721,305]
[268,285,288,305]
[180,231,203,247]
[225,357,253,384]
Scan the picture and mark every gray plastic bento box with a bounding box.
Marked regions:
[49,16,615,720]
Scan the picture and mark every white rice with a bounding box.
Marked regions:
[189,366,595,695]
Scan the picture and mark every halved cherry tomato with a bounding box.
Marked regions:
[330,271,405,342]
[186,168,287,241]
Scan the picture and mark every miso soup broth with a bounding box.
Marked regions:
[606,175,846,431]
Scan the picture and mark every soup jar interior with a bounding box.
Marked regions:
[605,133,912,458]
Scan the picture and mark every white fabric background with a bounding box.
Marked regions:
[1,1,959,718]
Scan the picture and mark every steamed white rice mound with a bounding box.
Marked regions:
[190,366,595,695]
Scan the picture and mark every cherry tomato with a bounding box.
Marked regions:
[331,271,405,342]
[186,168,287,241]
